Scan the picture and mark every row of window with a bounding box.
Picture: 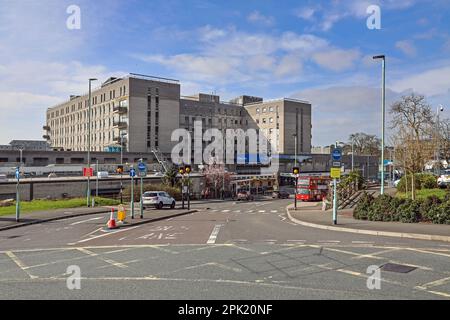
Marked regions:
[255,106,277,114]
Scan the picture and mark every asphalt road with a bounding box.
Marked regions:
[0,199,449,299]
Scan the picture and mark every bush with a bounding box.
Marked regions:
[419,195,442,222]
[395,200,422,223]
[425,200,450,225]
[367,194,395,221]
[123,183,182,202]
[353,192,374,220]
[397,173,437,192]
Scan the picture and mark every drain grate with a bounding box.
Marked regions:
[381,263,417,273]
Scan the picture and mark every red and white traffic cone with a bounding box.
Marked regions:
[107,208,117,229]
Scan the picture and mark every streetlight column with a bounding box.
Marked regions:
[87,78,97,207]
[373,55,386,195]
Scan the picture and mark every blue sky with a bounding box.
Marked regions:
[0,0,449,146]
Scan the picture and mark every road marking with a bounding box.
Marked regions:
[70,217,103,226]
[207,225,223,244]
[318,240,340,243]
[77,248,128,269]
[258,210,265,213]
[352,248,400,260]
[233,210,241,213]
[352,241,374,244]
[271,210,278,213]
[247,210,254,213]
[416,276,450,290]
[287,240,306,243]
[68,225,141,245]
[222,210,230,213]
[5,251,38,279]
[80,227,103,239]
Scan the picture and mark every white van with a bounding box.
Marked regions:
[97,171,109,179]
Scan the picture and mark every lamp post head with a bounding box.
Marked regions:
[439,104,444,112]
[373,55,385,60]
[89,78,98,82]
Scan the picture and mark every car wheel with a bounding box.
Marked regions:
[170,201,175,209]
[157,202,163,209]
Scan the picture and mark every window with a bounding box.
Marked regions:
[256,108,260,114]
[262,107,267,113]
[262,118,267,124]
[269,106,274,112]
[269,117,273,123]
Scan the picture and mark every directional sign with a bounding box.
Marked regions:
[138,170,147,177]
[15,167,20,180]
[129,168,136,177]
[138,162,147,172]
[330,167,341,179]
[331,148,342,161]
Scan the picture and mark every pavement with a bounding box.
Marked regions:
[0,205,198,232]
[0,198,449,299]
[287,203,450,243]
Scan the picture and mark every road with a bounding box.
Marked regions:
[0,199,449,299]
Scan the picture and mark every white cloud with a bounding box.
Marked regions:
[395,40,417,57]
[391,65,450,96]
[247,11,275,26]
[294,7,317,21]
[312,49,361,72]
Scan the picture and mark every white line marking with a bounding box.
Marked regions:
[68,225,141,245]
[222,210,230,213]
[77,248,128,269]
[233,210,241,213]
[5,251,38,279]
[258,210,265,213]
[70,217,103,226]
[271,210,277,213]
[318,240,341,243]
[207,224,222,244]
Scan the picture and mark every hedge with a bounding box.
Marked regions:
[396,173,437,192]
[354,191,450,224]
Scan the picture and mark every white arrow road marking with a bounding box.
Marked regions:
[70,216,103,226]
[207,224,223,244]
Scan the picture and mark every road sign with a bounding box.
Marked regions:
[331,148,342,161]
[330,167,341,179]
[83,167,93,177]
[138,162,147,172]
[138,170,146,177]
[15,167,20,180]
[332,161,341,167]
[129,168,136,177]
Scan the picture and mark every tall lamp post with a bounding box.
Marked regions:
[435,104,445,175]
[87,78,97,207]
[373,55,386,195]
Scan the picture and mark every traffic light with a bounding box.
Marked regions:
[293,167,300,175]
[178,167,185,175]
[184,165,192,174]
[117,165,124,174]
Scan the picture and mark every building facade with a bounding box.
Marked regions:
[44,74,312,162]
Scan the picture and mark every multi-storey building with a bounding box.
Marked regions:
[43,74,312,163]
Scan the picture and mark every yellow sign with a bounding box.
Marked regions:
[330,168,341,179]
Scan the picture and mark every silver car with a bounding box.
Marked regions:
[142,191,176,209]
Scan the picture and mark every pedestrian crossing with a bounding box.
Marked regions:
[208,209,280,214]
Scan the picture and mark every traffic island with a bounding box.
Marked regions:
[286,204,450,243]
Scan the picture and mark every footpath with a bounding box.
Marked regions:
[287,202,450,243]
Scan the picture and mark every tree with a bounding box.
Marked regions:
[347,132,381,156]
[201,163,232,199]
[389,94,435,200]
[437,118,450,163]
[163,165,179,187]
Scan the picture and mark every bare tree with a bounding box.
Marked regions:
[201,164,232,199]
[390,94,435,200]
[347,132,381,156]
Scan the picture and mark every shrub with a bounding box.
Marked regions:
[396,200,421,223]
[397,173,437,192]
[353,192,374,220]
[419,195,442,222]
[367,194,395,221]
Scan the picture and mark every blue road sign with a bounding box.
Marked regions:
[331,148,342,161]
[138,162,147,172]
[129,168,136,177]
[15,167,20,180]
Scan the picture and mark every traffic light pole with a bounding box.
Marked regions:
[294,175,298,210]
[140,175,143,218]
[187,174,190,210]
[15,167,20,222]
[332,178,337,225]
[131,173,134,219]
[181,178,185,209]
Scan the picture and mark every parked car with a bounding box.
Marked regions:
[437,170,450,188]
[237,190,254,201]
[47,172,57,178]
[97,171,109,179]
[272,190,290,199]
[142,191,176,209]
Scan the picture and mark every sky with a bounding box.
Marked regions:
[0,0,449,146]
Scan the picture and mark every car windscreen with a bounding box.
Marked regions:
[144,192,158,197]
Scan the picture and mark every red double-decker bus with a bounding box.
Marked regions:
[296,176,331,201]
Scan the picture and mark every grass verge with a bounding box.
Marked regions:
[0,197,120,216]
[396,188,448,201]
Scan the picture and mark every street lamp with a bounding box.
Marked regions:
[293,133,298,167]
[373,55,386,195]
[435,104,445,175]
[351,137,354,172]
[87,78,97,207]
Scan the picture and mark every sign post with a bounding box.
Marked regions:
[331,147,342,225]
[15,167,20,222]
[292,167,300,210]
[137,161,147,219]
[129,167,136,219]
